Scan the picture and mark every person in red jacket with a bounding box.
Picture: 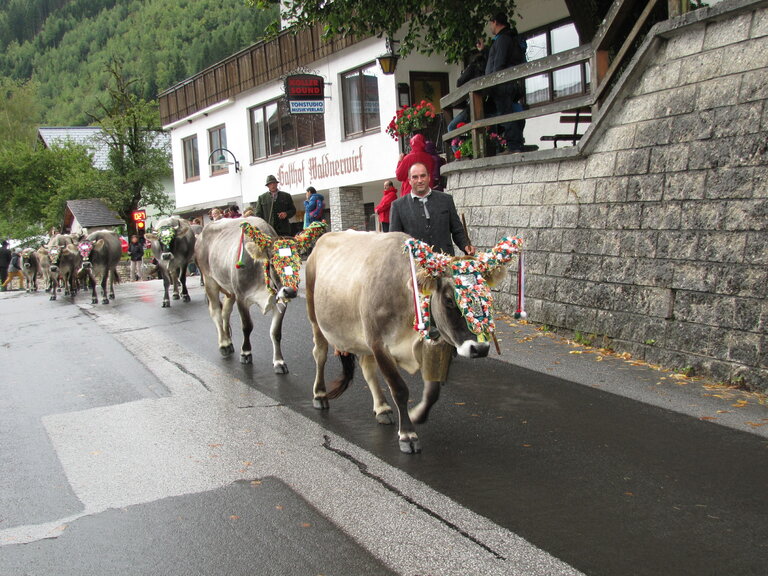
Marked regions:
[395,133,434,197]
[374,180,399,232]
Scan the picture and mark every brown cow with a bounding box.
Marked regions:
[305,230,520,453]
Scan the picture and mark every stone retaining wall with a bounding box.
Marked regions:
[445,0,767,390]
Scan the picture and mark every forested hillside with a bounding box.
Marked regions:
[0,0,277,125]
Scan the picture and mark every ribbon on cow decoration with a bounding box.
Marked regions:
[514,249,526,319]
[236,228,246,269]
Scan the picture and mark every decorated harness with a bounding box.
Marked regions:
[405,237,522,341]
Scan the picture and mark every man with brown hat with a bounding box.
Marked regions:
[251,175,296,236]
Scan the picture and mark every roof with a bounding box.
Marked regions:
[38,127,171,171]
[38,127,111,169]
[65,199,124,229]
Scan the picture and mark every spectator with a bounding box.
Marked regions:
[243,207,254,218]
[1,249,23,291]
[424,140,446,191]
[0,240,11,288]
[128,235,144,282]
[252,175,296,236]
[227,205,242,218]
[303,186,325,228]
[210,208,224,221]
[485,12,527,153]
[448,39,491,135]
[374,180,398,232]
[395,134,435,197]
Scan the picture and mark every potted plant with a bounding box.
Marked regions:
[386,100,438,141]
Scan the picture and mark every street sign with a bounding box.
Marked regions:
[289,100,325,114]
[285,74,325,115]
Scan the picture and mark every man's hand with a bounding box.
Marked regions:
[464,245,476,256]
[278,212,288,219]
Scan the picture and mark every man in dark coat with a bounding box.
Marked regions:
[0,240,11,288]
[485,12,527,152]
[389,162,474,256]
[251,175,297,236]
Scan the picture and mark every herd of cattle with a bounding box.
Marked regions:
[12,216,521,453]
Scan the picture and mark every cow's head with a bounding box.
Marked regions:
[405,236,521,358]
[77,240,94,269]
[240,221,327,301]
[48,245,62,272]
[156,225,177,261]
[20,248,36,269]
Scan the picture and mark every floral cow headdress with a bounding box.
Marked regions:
[239,221,327,294]
[404,236,522,340]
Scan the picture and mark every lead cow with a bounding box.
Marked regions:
[76,230,122,304]
[195,217,325,370]
[306,230,520,453]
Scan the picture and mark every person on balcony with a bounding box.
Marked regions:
[448,38,491,135]
[485,12,527,153]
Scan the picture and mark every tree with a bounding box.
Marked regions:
[0,77,40,152]
[251,0,518,64]
[91,60,173,222]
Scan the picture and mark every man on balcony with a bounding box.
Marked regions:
[485,12,526,153]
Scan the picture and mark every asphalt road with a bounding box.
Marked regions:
[1,278,766,576]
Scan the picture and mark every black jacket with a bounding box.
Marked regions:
[252,190,297,236]
[128,241,144,262]
[389,190,470,256]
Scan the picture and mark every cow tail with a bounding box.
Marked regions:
[326,353,356,399]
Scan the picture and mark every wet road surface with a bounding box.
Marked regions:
[1,279,766,575]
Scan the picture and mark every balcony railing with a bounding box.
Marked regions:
[440,0,670,161]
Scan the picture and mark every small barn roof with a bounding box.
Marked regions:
[64,199,124,231]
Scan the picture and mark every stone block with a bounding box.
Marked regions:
[577,203,609,229]
[522,182,547,205]
[619,230,658,258]
[567,179,596,204]
[724,199,768,230]
[533,162,559,183]
[745,232,768,265]
[481,185,503,206]
[606,203,643,229]
[696,76,741,110]
[602,255,635,283]
[733,297,764,332]
[679,50,725,84]
[544,181,570,205]
[546,252,572,276]
[739,69,768,103]
[721,35,768,75]
[752,6,768,38]
[638,60,682,94]
[586,152,617,178]
[552,204,579,228]
[634,259,675,287]
[592,125,637,153]
[557,159,586,181]
[536,228,565,252]
[703,12,752,50]
[706,166,756,199]
[671,262,710,291]
[727,332,761,365]
[658,232,700,261]
[499,183,523,205]
[641,201,682,230]
[663,24,705,59]
[669,111,715,143]
[664,319,717,356]
[713,103,764,137]
[569,254,604,281]
[687,139,729,170]
[681,200,726,230]
[529,205,554,228]
[634,118,673,148]
[594,177,628,203]
[663,171,707,200]
[615,93,659,123]
[508,205,532,228]
[728,134,768,167]
[615,148,651,176]
[511,164,537,184]
[699,231,746,263]
[650,144,691,173]
[491,168,512,186]
[628,174,665,202]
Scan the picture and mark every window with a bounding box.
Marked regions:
[182,135,199,182]
[341,63,380,137]
[523,21,589,106]
[249,99,325,161]
[208,125,228,175]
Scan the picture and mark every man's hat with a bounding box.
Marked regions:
[265,175,279,185]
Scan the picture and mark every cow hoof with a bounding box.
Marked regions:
[398,436,422,454]
[92,298,99,304]
[273,363,289,374]
[313,397,329,410]
[162,301,170,308]
[182,294,191,303]
[240,354,253,364]
[220,344,234,357]
[376,410,396,425]
[101,298,109,305]
[49,295,56,301]
[172,294,180,300]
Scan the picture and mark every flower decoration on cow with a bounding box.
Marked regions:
[404,236,522,340]
[386,100,437,141]
[239,221,327,295]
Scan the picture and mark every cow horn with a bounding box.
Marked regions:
[241,222,271,249]
[404,238,452,277]
[293,221,327,254]
[475,236,522,272]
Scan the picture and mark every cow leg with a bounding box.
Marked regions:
[49,275,57,300]
[160,268,172,307]
[171,268,181,300]
[85,270,99,304]
[108,269,116,300]
[180,267,191,303]
[99,272,110,304]
[372,346,421,454]
[269,305,289,374]
[205,284,234,356]
[359,355,395,424]
[236,300,254,365]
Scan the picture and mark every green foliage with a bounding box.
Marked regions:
[0,0,278,125]
[252,0,517,64]
[0,77,40,149]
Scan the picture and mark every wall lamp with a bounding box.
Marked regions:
[377,37,400,75]
[208,147,240,173]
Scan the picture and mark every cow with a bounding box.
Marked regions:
[47,243,82,301]
[145,217,196,308]
[20,248,40,292]
[305,230,521,453]
[76,230,122,304]
[195,217,326,370]
[37,246,51,292]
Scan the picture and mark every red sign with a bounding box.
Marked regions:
[285,75,324,100]
[132,210,146,222]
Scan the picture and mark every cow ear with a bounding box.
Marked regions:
[475,236,522,285]
[405,238,451,277]
[293,221,327,254]
[145,233,157,241]
[244,241,268,262]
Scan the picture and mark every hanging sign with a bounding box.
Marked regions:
[285,74,325,114]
